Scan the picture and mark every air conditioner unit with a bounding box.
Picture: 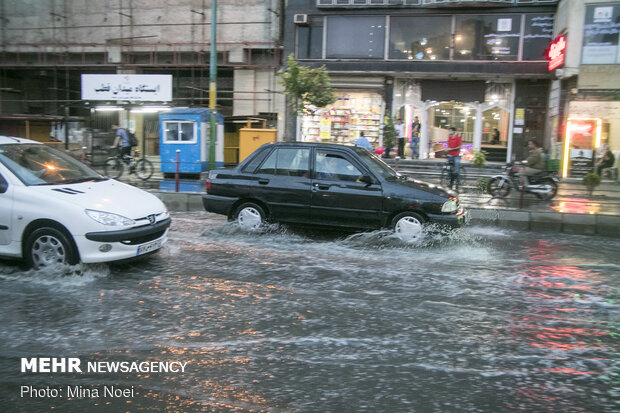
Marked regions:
[294,14,308,25]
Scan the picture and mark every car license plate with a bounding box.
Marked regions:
[137,239,162,256]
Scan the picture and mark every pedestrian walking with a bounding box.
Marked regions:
[410,116,421,159]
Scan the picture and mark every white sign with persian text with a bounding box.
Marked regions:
[81,74,172,101]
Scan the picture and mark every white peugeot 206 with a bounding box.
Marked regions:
[0,136,170,268]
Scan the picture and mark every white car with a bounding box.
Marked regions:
[0,136,170,268]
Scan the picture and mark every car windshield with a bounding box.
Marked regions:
[352,147,402,180]
[0,143,104,186]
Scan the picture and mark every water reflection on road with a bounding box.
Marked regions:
[0,212,618,412]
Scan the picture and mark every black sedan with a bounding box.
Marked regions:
[202,143,467,236]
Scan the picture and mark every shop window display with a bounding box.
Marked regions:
[301,93,384,146]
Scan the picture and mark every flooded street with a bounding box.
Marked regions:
[0,212,618,412]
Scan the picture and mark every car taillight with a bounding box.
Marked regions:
[205,179,212,192]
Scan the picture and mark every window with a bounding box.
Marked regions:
[523,14,554,60]
[582,4,620,64]
[297,17,324,59]
[455,15,521,61]
[389,16,451,60]
[164,121,196,143]
[257,148,310,176]
[315,151,362,181]
[0,144,101,186]
[326,16,385,59]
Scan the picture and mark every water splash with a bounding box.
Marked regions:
[0,262,109,286]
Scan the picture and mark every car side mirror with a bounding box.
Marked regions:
[0,178,7,194]
[359,175,374,186]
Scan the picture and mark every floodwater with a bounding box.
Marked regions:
[0,212,618,412]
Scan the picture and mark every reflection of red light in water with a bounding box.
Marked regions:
[552,200,600,215]
[544,368,595,376]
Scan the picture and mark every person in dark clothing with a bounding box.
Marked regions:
[491,127,500,145]
[596,145,615,175]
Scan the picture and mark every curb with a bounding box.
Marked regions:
[150,190,620,238]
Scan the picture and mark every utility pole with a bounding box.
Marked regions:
[208,0,217,170]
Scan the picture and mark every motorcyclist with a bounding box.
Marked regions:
[520,139,545,185]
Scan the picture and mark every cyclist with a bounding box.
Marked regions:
[111,124,134,173]
[446,127,462,190]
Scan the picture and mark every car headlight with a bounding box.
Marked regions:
[441,199,458,213]
[85,209,135,226]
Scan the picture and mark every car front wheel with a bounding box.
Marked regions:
[234,203,266,230]
[25,227,78,269]
[392,212,425,239]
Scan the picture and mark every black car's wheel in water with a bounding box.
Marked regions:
[488,177,511,198]
[135,158,154,180]
[392,211,425,239]
[535,179,558,200]
[103,157,123,179]
[24,227,78,269]
[234,203,266,230]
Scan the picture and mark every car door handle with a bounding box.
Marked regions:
[258,179,269,185]
[313,183,330,191]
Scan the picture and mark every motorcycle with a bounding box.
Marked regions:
[488,162,559,200]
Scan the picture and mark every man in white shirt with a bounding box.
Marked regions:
[395,119,406,158]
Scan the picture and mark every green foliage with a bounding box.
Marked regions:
[583,172,601,191]
[382,114,397,152]
[472,150,488,168]
[476,177,491,193]
[277,54,337,115]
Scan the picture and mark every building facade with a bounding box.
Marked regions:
[283,0,558,162]
[551,0,620,178]
[0,0,285,155]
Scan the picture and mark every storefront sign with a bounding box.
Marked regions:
[515,108,525,126]
[547,35,566,71]
[582,3,620,64]
[81,74,172,101]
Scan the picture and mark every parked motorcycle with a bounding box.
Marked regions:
[488,163,559,200]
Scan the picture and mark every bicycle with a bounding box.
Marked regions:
[440,158,467,189]
[103,148,154,181]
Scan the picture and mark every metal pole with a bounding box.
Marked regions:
[208,0,217,170]
[175,149,181,192]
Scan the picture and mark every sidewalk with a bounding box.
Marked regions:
[122,161,620,237]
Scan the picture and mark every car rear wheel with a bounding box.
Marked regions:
[25,227,78,269]
[234,203,266,230]
[392,212,425,239]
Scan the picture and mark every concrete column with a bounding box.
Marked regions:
[420,104,430,159]
[473,103,483,151]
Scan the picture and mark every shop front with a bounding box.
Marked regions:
[393,80,514,161]
[300,89,385,148]
[562,101,620,179]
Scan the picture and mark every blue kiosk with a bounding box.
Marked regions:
[159,108,224,175]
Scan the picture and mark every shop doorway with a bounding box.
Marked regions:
[482,107,509,147]
[428,102,474,142]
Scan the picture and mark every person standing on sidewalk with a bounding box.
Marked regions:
[396,119,406,158]
[410,116,421,159]
[447,127,462,190]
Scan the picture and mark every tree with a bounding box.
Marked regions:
[382,113,397,158]
[278,54,337,139]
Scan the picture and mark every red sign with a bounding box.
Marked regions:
[547,35,566,71]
